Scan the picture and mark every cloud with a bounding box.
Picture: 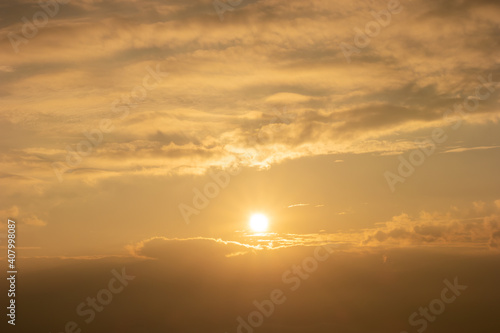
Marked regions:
[489,230,500,248]
[24,215,47,226]
[128,236,258,259]
[0,205,46,226]
[0,0,499,183]
[0,205,19,218]
[287,203,310,208]
[444,146,500,153]
[362,201,500,249]
[474,201,486,213]
[0,65,14,72]
[13,245,500,333]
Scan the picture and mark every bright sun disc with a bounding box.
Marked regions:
[249,214,269,232]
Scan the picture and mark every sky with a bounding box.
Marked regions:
[1,0,500,332]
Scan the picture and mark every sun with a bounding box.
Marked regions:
[249,213,269,232]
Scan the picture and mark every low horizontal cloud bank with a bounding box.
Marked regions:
[14,241,500,333]
[128,236,258,259]
[362,200,500,249]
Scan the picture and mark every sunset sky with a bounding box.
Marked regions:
[1,0,500,332]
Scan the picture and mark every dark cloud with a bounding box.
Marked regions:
[10,246,500,333]
[131,236,256,259]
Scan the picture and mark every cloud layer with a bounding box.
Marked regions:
[0,0,499,183]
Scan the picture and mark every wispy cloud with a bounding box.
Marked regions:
[287,203,310,208]
[443,146,500,153]
[0,0,499,184]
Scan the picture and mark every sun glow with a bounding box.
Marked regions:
[249,213,269,232]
